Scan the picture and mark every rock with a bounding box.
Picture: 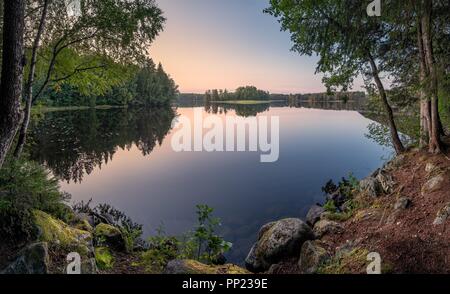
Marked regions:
[306,205,325,226]
[354,208,383,222]
[1,242,49,274]
[359,177,382,198]
[384,155,406,170]
[74,219,94,232]
[81,258,98,274]
[313,220,344,238]
[421,174,446,195]
[298,241,330,274]
[164,259,250,274]
[376,170,395,194]
[245,218,314,272]
[33,210,93,256]
[433,203,450,225]
[244,244,263,273]
[394,197,412,210]
[94,223,125,251]
[73,212,95,227]
[257,221,276,239]
[95,247,114,270]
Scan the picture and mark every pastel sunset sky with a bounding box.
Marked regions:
[150,0,364,94]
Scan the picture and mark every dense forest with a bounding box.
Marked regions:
[0,0,179,251]
[0,0,178,162]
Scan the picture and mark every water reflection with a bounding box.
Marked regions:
[29,102,392,263]
[29,107,176,183]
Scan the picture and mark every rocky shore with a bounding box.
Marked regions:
[244,147,450,274]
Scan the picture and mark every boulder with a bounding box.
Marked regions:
[306,205,325,226]
[394,197,412,210]
[245,218,314,272]
[72,212,95,227]
[433,203,450,225]
[421,174,446,195]
[359,177,382,198]
[376,170,395,194]
[1,242,49,274]
[298,241,330,274]
[313,220,344,238]
[33,210,93,257]
[94,223,125,251]
[164,260,250,274]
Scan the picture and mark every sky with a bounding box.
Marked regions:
[150,0,363,94]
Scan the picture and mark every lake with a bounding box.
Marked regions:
[29,102,392,263]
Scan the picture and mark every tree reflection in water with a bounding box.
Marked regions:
[29,107,176,183]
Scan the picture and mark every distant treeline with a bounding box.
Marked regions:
[177,88,366,105]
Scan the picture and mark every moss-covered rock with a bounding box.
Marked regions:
[33,210,92,256]
[164,259,251,274]
[94,223,125,251]
[95,247,114,270]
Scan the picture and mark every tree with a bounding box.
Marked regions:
[14,0,50,157]
[266,0,405,154]
[420,0,443,153]
[14,0,166,157]
[134,60,178,106]
[0,0,26,168]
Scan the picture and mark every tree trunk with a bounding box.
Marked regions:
[0,0,26,168]
[14,0,50,158]
[422,0,443,154]
[417,19,432,147]
[367,53,405,155]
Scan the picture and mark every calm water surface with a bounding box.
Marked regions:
[30,103,391,262]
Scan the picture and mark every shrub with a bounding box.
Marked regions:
[73,200,144,253]
[0,158,71,244]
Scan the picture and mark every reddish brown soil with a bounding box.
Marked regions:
[321,148,450,274]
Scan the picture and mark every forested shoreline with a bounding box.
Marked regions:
[0,0,449,277]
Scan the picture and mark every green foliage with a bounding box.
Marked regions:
[323,200,337,213]
[0,158,71,243]
[321,174,360,220]
[191,204,232,263]
[40,57,177,108]
[140,205,232,273]
[95,247,115,270]
[73,200,144,253]
[141,226,180,273]
[205,86,270,102]
[133,60,178,106]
